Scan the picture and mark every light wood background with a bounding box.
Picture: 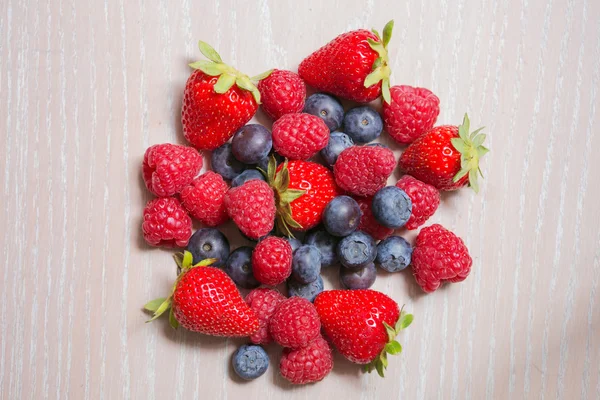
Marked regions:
[1,0,599,399]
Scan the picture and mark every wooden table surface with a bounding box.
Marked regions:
[1,0,599,399]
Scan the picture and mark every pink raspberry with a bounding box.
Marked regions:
[142,143,203,197]
[252,236,292,286]
[269,297,320,349]
[180,171,229,227]
[279,336,334,384]
[334,145,396,197]
[142,197,192,247]
[258,69,306,120]
[396,175,440,230]
[245,288,287,344]
[224,180,276,240]
[272,113,329,160]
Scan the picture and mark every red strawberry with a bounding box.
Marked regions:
[314,289,413,376]
[257,69,306,120]
[142,197,192,247]
[180,171,230,227]
[395,175,440,230]
[355,196,394,240]
[334,145,396,197]
[299,21,394,103]
[144,251,259,337]
[411,224,472,293]
[279,336,334,384]
[245,288,287,344]
[182,41,271,150]
[272,113,330,160]
[382,85,440,144]
[224,179,276,239]
[269,297,321,348]
[252,236,293,286]
[142,143,203,197]
[399,114,489,192]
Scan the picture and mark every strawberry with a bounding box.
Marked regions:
[398,114,489,192]
[299,21,394,103]
[314,289,413,377]
[182,41,272,150]
[144,251,259,337]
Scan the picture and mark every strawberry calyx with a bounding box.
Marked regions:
[364,306,413,377]
[143,251,217,329]
[450,113,490,193]
[365,20,394,104]
[189,41,272,104]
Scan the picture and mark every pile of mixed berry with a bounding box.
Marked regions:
[141,20,488,384]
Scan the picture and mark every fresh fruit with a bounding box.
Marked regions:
[269,297,321,348]
[322,195,362,237]
[225,246,260,289]
[252,236,293,286]
[302,93,344,131]
[181,41,270,150]
[314,289,413,376]
[395,175,440,230]
[180,171,230,227]
[231,124,273,164]
[232,344,270,380]
[211,142,247,180]
[304,230,339,267]
[279,336,333,384]
[355,197,394,241]
[142,197,192,247]
[287,275,324,302]
[399,114,489,192]
[334,145,396,197]
[271,113,330,160]
[256,152,283,172]
[224,179,276,240]
[342,106,383,144]
[375,236,412,272]
[142,143,203,197]
[245,287,287,344]
[257,69,306,120]
[186,228,230,267]
[231,169,266,187]
[298,21,395,103]
[285,237,302,253]
[371,186,412,229]
[337,231,377,270]
[412,224,472,292]
[144,251,259,336]
[291,245,322,284]
[320,131,354,167]
[383,85,440,144]
[340,262,376,290]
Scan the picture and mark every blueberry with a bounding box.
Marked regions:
[304,229,339,267]
[187,228,230,267]
[231,124,272,164]
[337,231,377,270]
[291,245,322,284]
[303,93,344,131]
[211,143,246,180]
[342,106,383,144]
[322,195,362,237]
[232,344,269,380]
[225,247,260,289]
[340,262,376,289]
[231,169,266,187]
[371,186,413,229]
[287,275,324,302]
[285,237,303,253]
[375,236,413,272]
[320,131,354,167]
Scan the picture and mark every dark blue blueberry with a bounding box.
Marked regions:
[321,131,354,167]
[371,186,413,229]
[304,229,339,267]
[337,231,377,270]
[291,245,322,284]
[225,247,260,289]
[187,228,230,267]
[232,344,269,380]
[340,262,376,290]
[375,236,413,272]
[287,275,324,302]
[285,237,303,253]
[211,143,246,180]
[231,169,266,187]
[343,106,383,144]
[231,124,272,164]
[322,195,362,237]
[303,93,344,131]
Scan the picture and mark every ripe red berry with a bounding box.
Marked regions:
[142,143,203,197]
[258,69,306,120]
[245,288,287,345]
[180,171,230,227]
[252,236,293,286]
[142,197,192,247]
[355,196,394,240]
[224,180,276,239]
[334,145,396,197]
[269,297,321,348]
[272,113,329,160]
[395,175,440,230]
[279,336,334,384]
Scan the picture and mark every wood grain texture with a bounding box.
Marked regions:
[1,0,599,398]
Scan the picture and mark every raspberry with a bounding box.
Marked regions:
[180,171,229,227]
[382,85,440,144]
[396,175,440,230]
[224,180,276,239]
[333,145,396,197]
[411,224,472,293]
[269,297,320,348]
[279,336,333,384]
[142,143,203,197]
[272,113,329,160]
[245,288,287,344]
[355,197,394,240]
[258,69,306,120]
[142,197,192,247]
[252,236,293,286]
